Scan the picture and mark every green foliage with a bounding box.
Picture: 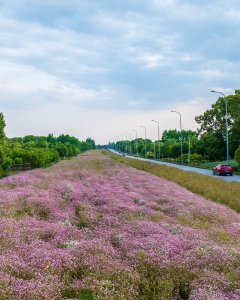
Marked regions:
[0,145,6,166]
[195,90,240,160]
[112,91,240,164]
[62,288,95,299]
[235,145,240,165]
[74,204,89,228]
[14,157,23,164]
[146,151,154,158]
[137,262,195,300]
[199,159,238,170]
[162,129,197,142]
[0,114,95,175]
[0,113,6,142]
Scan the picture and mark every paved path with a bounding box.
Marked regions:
[109,150,240,183]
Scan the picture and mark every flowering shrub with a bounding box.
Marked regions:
[0,151,239,299]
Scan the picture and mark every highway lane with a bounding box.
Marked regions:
[109,150,240,183]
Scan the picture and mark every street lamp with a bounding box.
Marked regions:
[171,110,183,163]
[151,120,161,159]
[211,90,229,164]
[132,129,138,156]
[140,125,147,158]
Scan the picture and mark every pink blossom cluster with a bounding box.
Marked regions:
[0,152,239,299]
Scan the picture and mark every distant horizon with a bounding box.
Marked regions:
[1,0,239,144]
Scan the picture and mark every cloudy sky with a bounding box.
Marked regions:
[0,0,239,144]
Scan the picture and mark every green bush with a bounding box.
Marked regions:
[146,151,154,158]
[3,157,14,169]
[14,157,23,164]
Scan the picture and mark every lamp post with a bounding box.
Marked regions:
[171,110,183,163]
[211,90,229,164]
[151,120,161,159]
[140,125,147,158]
[132,129,138,156]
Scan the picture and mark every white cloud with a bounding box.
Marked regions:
[0,61,99,106]
[129,53,170,69]
[175,69,225,79]
[224,8,240,24]
[0,0,240,144]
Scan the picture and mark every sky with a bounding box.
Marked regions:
[0,0,239,144]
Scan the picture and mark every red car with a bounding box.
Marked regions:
[213,164,233,176]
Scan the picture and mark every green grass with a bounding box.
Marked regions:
[103,150,240,213]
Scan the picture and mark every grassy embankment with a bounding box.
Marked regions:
[103,150,240,213]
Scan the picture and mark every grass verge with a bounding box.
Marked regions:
[103,150,240,213]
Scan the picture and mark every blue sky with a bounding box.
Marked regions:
[0,0,239,144]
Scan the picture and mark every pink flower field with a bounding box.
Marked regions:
[0,151,239,300]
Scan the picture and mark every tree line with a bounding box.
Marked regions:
[111,90,240,166]
[0,113,96,175]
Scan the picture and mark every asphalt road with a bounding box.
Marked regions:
[109,150,240,183]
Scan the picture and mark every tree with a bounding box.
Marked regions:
[195,90,240,160]
[0,113,6,143]
[86,138,96,149]
[162,130,197,144]
[162,129,180,142]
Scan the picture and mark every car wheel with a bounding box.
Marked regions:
[230,173,233,176]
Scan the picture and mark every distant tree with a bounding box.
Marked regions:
[86,138,96,149]
[162,129,197,142]
[47,134,56,144]
[23,135,36,143]
[162,129,180,142]
[0,113,6,143]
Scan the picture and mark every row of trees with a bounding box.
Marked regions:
[111,90,240,165]
[113,130,204,162]
[0,113,96,174]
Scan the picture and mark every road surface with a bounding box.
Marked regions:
[109,150,240,183]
